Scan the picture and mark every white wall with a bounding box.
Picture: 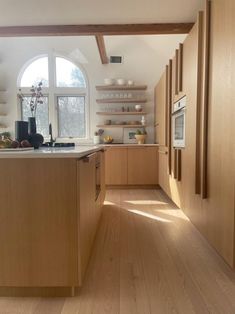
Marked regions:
[0,34,186,143]
[0,0,204,26]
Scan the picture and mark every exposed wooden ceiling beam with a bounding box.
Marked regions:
[95,35,109,64]
[0,23,194,37]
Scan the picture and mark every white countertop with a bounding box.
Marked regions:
[102,144,159,147]
[0,143,159,158]
[0,146,102,159]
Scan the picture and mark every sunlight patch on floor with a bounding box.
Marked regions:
[125,200,168,205]
[128,209,172,223]
[155,209,190,221]
[104,200,116,205]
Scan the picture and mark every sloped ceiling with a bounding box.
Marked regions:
[0,0,204,26]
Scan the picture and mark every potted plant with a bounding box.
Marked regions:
[93,129,104,144]
[18,82,44,148]
[18,81,44,134]
[135,129,147,144]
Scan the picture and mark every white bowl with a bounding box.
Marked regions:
[104,78,115,85]
[116,78,127,85]
[127,80,134,86]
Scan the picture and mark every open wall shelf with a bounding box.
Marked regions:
[96,111,147,116]
[96,98,147,104]
[97,124,146,129]
[96,85,147,91]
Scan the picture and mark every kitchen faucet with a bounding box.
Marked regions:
[49,123,55,147]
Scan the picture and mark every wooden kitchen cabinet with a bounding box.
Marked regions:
[0,151,106,295]
[158,149,170,196]
[127,147,158,185]
[105,146,158,186]
[77,153,96,284]
[105,147,128,185]
[155,70,168,146]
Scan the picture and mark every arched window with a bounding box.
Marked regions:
[18,55,88,139]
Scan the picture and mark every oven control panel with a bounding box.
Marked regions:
[173,96,186,113]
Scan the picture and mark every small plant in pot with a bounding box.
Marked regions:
[135,129,147,144]
[93,129,104,144]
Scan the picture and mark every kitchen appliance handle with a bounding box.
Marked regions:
[172,107,186,116]
[82,152,96,163]
[159,150,168,155]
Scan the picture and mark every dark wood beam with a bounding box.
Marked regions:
[0,23,194,37]
[95,35,109,64]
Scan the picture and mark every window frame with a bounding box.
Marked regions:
[17,52,90,142]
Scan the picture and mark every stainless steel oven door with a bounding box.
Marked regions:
[172,109,185,148]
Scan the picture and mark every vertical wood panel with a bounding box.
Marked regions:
[201,1,211,199]
[168,60,173,175]
[195,11,204,195]
[178,43,184,92]
[175,49,179,96]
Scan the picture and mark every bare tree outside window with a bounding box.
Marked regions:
[58,96,85,138]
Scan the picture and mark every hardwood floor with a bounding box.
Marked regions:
[1,189,235,314]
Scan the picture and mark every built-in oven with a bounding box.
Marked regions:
[172,96,186,148]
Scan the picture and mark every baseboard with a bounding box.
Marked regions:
[106,184,160,190]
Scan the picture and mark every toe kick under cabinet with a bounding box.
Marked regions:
[0,150,105,297]
[105,146,159,187]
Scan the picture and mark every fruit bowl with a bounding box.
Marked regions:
[103,136,114,144]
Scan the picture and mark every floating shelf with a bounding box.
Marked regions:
[96,85,147,91]
[0,114,7,116]
[0,124,7,129]
[96,111,147,116]
[96,98,147,104]
[97,124,146,128]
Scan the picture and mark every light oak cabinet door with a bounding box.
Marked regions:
[158,149,170,195]
[77,153,96,283]
[155,71,168,146]
[99,150,106,206]
[105,148,128,185]
[127,147,158,185]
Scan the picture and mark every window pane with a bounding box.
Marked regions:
[20,57,49,87]
[58,96,86,138]
[21,96,49,138]
[56,57,86,88]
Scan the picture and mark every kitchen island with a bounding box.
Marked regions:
[0,146,105,297]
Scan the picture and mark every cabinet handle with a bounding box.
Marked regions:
[83,152,96,163]
[159,150,168,155]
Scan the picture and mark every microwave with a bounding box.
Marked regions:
[172,96,186,148]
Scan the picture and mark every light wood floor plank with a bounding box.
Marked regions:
[120,190,151,314]
[1,189,235,314]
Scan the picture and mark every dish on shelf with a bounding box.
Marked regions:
[104,119,112,125]
[135,104,142,112]
[127,80,134,86]
[104,78,115,85]
[115,121,125,125]
[128,121,141,125]
[116,78,127,85]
